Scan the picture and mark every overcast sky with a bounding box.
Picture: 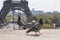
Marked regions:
[0,0,60,12]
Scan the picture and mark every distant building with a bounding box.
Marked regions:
[52,11,60,14]
[45,12,52,14]
[31,9,44,14]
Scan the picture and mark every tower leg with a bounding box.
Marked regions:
[0,5,10,23]
[24,7,32,22]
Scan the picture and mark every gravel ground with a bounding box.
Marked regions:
[0,29,60,40]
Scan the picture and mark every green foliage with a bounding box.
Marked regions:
[5,15,18,22]
[5,15,12,22]
[42,24,54,29]
[5,13,60,25]
[32,16,37,21]
[57,18,60,24]
[33,14,60,24]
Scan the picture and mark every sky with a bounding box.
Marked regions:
[0,0,60,12]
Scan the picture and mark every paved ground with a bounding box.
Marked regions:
[0,29,60,40]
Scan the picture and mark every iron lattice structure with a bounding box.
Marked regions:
[0,0,32,23]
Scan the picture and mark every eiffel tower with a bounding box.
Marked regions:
[0,0,32,23]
